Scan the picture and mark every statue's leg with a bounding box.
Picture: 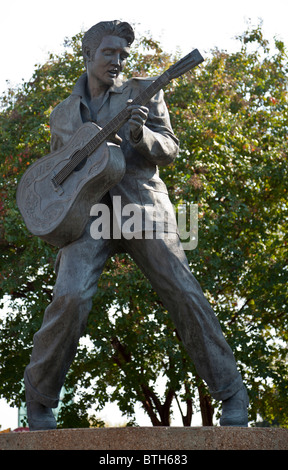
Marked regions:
[24,231,114,430]
[124,234,248,425]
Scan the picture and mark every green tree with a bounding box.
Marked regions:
[164,23,288,426]
[0,23,287,428]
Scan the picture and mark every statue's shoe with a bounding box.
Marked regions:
[220,386,249,427]
[26,391,57,431]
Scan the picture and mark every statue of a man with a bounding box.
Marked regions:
[24,20,248,430]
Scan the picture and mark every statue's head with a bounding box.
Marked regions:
[82,20,135,68]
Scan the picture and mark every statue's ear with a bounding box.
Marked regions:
[83,47,91,65]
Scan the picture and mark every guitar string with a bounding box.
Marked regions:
[52,78,166,187]
[52,53,201,187]
[52,108,130,185]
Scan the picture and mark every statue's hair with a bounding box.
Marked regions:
[82,20,135,65]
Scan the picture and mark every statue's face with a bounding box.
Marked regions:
[87,35,130,90]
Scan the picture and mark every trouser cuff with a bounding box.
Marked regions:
[24,369,59,409]
[208,374,245,401]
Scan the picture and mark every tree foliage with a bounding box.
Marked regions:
[0,24,287,428]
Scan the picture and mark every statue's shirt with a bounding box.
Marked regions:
[49,73,179,234]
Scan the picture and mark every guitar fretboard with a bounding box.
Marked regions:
[51,48,204,188]
[52,72,170,187]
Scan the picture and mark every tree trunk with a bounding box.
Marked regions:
[197,380,214,426]
[140,383,174,426]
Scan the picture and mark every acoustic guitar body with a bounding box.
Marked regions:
[16,122,126,247]
[17,49,204,247]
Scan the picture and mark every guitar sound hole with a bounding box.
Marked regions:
[74,157,87,172]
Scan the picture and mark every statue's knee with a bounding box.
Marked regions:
[52,289,90,307]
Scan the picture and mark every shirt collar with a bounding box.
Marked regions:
[72,72,125,101]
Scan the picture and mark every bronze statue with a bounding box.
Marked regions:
[22,21,248,430]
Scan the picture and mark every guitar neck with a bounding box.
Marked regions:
[85,71,170,151]
[84,48,204,152]
[53,49,204,187]
[52,73,171,187]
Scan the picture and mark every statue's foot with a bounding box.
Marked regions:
[26,394,57,431]
[220,386,249,427]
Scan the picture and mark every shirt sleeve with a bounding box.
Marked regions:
[49,96,82,153]
[130,89,179,166]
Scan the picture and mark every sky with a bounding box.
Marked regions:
[1,0,288,94]
[0,0,288,430]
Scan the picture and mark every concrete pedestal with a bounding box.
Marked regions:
[0,427,288,451]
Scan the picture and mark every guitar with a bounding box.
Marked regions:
[16,49,204,247]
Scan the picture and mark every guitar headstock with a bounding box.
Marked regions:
[167,49,204,80]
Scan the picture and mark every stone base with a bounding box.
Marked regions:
[0,427,288,451]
